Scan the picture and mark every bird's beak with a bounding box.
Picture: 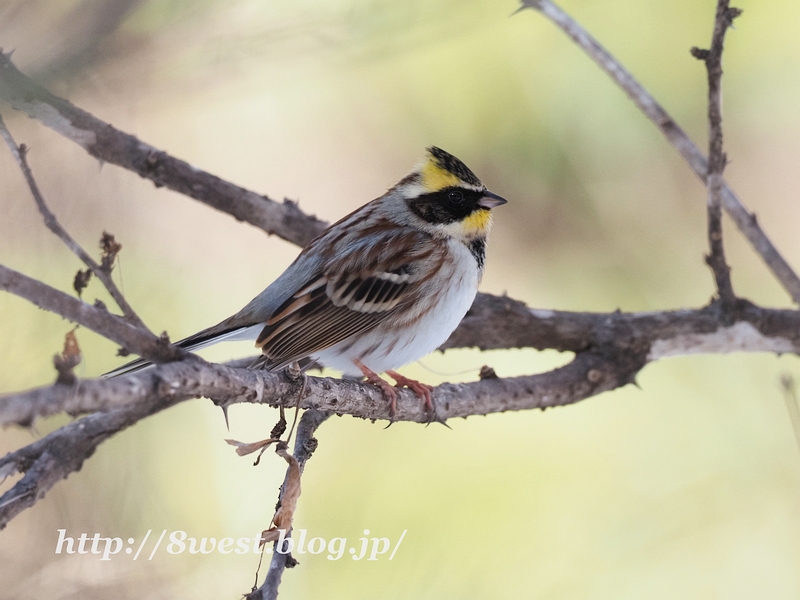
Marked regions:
[477,190,508,209]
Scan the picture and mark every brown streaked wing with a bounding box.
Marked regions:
[255,226,446,369]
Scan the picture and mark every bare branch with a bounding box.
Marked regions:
[444,295,800,356]
[519,0,800,305]
[691,0,742,307]
[3,297,800,428]
[0,388,186,530]
[0,51,328,248]
[0,263,181,365]
[1,290,799,527]
[0,113,149,329]
[248,409,330,600]
[0,347,642,528]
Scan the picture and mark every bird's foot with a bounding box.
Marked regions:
[386,370,435,421]
[354,360,399,418]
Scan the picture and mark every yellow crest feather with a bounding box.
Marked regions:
[420,157,461,192]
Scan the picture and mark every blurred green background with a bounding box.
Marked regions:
[2,0,800,598]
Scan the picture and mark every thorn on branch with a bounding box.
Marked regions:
[725,7,743,24]
[690,47,710,61]
[479,365,498,380]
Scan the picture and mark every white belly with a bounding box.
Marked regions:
[313,240,480,376]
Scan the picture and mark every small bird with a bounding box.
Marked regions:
[107,147,507,416]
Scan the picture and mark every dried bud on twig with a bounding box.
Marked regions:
[53,329,81,385]
[99,231,122,274]
[73,269,92,297]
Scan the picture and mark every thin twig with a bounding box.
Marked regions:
[779,375,800,453]
[248,409,330,600]
[692,0,741,307]
[0,114,150,329]
[0,263,181,364]
[519,0,800,305]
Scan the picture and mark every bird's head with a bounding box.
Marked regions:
[396,146,507,240]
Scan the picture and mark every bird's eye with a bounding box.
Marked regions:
[448,190,464,204]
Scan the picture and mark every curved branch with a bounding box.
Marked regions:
[249,409,330,600]
[519,0,800,305]
[0,347,642,529]
[3,297,800,428]
[0,264,181,367]
[0,51,328,248]
[0,114,149,329]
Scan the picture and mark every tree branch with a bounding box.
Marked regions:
[0,346,645,529]
[247,409,330,600]
[691,0,741,308]
[3,297,800,429]
[0,387,187,530]
[11,291,798,530]
[1,7,799,582]
[0,264,181,367]
[519,0,800,305]
[0,113,149,329]
[0,51,328,248]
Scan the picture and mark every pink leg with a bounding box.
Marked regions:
[354,359,398,417]
[386,370,435,415]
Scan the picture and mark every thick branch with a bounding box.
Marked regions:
[3,297,800,428]
[0,388,186,529]
[444,295,800,356]
[0,264,181,365]
[0,347,643,529]
[519,0,800,305]
[0,52,328,248]
[2,295,799,528]
[0,114,149,329]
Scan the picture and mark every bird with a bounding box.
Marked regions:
[106,146,507,416]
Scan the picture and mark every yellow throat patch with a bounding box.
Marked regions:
[461,208,493,236]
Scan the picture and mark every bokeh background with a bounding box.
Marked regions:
[2,0,800,598]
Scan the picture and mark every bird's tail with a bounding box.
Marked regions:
[102,323,263,378]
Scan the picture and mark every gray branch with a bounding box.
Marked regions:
[0,114,149,329]
[0,51,327,248]
[5,293,799,529]
[0,264,182,368]
[519,0,800,305]
[247,409,330,600]
[692,0,741,306]
[3,296,799,429]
